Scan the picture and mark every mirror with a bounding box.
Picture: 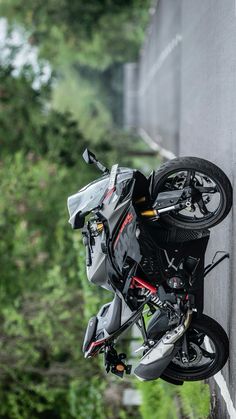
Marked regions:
[82,148,97,164]
[82,148,109,174]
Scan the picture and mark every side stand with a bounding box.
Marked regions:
[204,251,229,277]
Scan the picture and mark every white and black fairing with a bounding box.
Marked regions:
[67,165,149,290]
[67,164,152,360]
[67,150,231,382]
[67,162,210,364]
[82,292,138,358]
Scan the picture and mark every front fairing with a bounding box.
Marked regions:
[68,166,149,291]
[67,167,134,229]
[86,172,138,288]
[96,196,142,289]
[67,175,109,229]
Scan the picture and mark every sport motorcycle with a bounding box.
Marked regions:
[67,149,232,384]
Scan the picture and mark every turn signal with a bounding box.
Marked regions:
[116,364,125,372]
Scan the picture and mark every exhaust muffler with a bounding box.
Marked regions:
[134,309,192,381]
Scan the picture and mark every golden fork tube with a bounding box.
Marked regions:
[97,222,104,233]
[140,209,158,217]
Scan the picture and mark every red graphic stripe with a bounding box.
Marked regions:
[103,187,115,201]
[114,212,134,248]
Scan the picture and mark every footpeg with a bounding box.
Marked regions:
[104,347,132,378]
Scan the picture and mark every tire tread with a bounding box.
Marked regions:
[164,314,229,381]
[152,157,232,229]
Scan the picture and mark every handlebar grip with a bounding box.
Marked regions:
[85,246,92,267]
[82,233,92,266]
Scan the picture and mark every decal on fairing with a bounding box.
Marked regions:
[114,212,134,248]
[113,207,141,272]
[108,164,118,189]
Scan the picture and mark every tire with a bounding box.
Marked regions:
[152,157,232,230]
[163,314,229,381]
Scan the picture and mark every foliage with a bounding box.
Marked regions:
[1,0,151,69]
[0,64,48,154]
[177,381,210,418]
[0,148,110,418]
[137,380,178,419]
[0,65,90,164]
[137,379,210,419]
[0,1,171,417]
[0,60,111,416]
[52,69,112,143]
[73,9,150,71]
[1,0,152,168]
[1,0,152,148]
[0,273,106,419]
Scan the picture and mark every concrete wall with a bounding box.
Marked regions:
[124,1,236,416]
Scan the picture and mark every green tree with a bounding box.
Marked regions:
[0,58,114,416]
[0,2,153,416]
[1,0,150,68]
[0,271,106,419]
[0,65,89,164]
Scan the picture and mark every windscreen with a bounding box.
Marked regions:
[67,176,109,228]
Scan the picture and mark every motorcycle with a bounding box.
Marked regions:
[67,149,232,384]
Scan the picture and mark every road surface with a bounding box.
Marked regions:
[124,1,236,417]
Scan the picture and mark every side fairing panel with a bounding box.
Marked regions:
[112,206,141,273]
[86,230,108,288]
[98,194,141,276]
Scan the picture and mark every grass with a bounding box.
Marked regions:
[137,380,178,419]
[177,381,211,418]
[137,379,210,419]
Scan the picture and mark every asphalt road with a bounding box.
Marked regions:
[124,1,236,417]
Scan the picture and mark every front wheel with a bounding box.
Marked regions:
[152,157,232,230]
[163,314,229,381]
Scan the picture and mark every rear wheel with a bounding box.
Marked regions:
[163,314,229,381]
[152,157,232,230]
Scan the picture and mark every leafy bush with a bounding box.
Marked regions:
[2,0,151,68]
[137,379,210,419]
[137,380,178,419]
[177,381,210,418]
